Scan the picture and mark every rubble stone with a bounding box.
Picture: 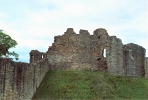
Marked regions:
[0,28,147,100]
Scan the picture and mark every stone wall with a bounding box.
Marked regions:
[123,48,136,77]
[0,27,147,100]
[123,43,145,77]
[106,36,124,76]
[46,28,146,77]
[30,50,46,63]
[145,57,148,79]
[46,28,124,75]
[46,28,109,71]
[0,58,49,100]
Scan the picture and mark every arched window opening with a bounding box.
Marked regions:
[42,55,44,58]
[103,48,106,57]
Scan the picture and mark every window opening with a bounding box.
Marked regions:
[103,48,106,57]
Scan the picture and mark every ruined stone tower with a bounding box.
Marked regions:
[46,28,146,77]
[0,27,147,100]
[30,50,46,63]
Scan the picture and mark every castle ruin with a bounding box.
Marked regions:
[0,28,148,99]
[46,28,146,77]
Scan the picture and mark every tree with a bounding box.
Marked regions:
[0,29,19,60]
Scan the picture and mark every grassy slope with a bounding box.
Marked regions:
[32,70,148,100]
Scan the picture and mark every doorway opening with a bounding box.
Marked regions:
[97,48,107,71]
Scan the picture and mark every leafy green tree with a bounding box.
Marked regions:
[0,29,19,60]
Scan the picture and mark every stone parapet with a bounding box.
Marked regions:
[0,58,49,100]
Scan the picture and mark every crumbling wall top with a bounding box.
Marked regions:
[30,50,40,54]
[79,29,90,38]
[124,43,146,50]
[64,28,76,35]
[109,36,122,45]
[93,28,108,36]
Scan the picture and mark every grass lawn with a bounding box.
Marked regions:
[32,70,148,100]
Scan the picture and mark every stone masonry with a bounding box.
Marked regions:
[145,57,148,79]
[46,28,146,77]
[123,43,146,77]
[47,28,112,72]
[0,56,49,100]
[0,28,147,100]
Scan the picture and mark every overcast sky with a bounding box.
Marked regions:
[0,0,148,62]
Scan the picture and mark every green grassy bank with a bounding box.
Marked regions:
[32,70,148,100]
